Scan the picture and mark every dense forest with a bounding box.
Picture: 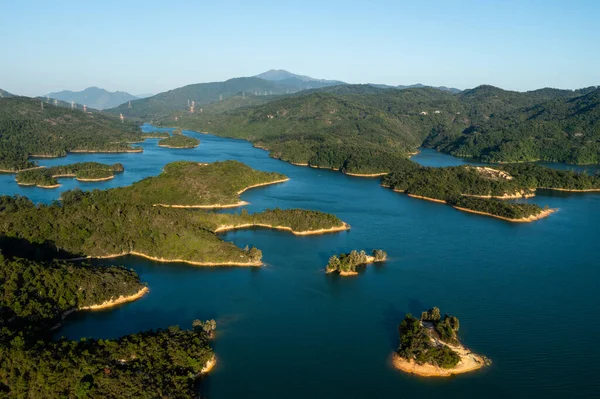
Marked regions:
[157,83,600,168]
[158,134,200,148]
[396,308,461,369]
[115,160,288,207]
[0,254,216,397]
[16,162,124,187]
[0,97,142,171]
[0,163,344,264]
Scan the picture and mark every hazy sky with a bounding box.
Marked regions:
[1,0,599,96]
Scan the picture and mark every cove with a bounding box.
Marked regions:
[2,125,599,398]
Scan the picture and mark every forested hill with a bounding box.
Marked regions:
[0,96,142,170]
[107,77,298,120]
[160,83,600,167]
[426,86,600,164]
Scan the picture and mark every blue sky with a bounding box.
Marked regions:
[1,0,599,96]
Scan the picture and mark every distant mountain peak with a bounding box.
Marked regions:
[254,69,343,85]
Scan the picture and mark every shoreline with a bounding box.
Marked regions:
[453,206,556,223]
[237,178,290,194]
[461,191,535,200]
[76,175,115,182]
[158,144,199,149]
[69,148,143,154]
[407,194,447,204]
[79,287,149,311]
[392,347,488,377]
[214,222,350,236]
[537,187,600,193]
[72,251,263,267]
[200,356,217,374]
[154,201,249,209]
[16,181,61,189]
[344,171,388,177]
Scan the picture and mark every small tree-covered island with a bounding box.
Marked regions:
[326,249,387,276]
[15,162,124,188]
[157,134,200,148]
[393,307,490,377]
[0,161,349,267]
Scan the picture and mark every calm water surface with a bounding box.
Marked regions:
[2,126,599,398]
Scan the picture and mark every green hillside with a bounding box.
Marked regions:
[425,87,600,163]
[0,96,142,170]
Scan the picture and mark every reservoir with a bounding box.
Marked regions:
[1,125,598,398]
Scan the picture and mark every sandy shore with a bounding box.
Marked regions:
[237,178,290,194]
[158,144,199,149]
[29,154,58,158]
[80,287,149,311]
[76,175,115,182]
[69,149,143,153]
[407,194,447,204]
[200,356,217,374]
[214,222,350,236]
[339,271,359,276]
[392,344,488,377]
[16,181,61,189]
[461,190,535,199]
[154,201,249,209]
[537,187,600,192]
[453,206,556,223]
[1,166,46,173]
[75,251,263,267]
[344,172,388,177]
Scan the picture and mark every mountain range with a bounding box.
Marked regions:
[45,87,139,110]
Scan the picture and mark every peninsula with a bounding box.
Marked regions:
[0,162,348,267]
[15,162,124,188]
[380,163,600,222]
[393,307,490,377]
[326,249,387,276]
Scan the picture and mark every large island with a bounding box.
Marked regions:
[0,161,348,267]
[0,254,216,397]
[393,307,490,377]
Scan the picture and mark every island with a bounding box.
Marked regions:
[0,162,348,267]
[15,162,124,188]
[393,307,490,377]
[0,254,216,397]
[158,134,200,148]
[380,163,600,222]
[326,249,387,276]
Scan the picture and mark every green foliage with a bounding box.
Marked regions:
[449,197,543,220]
[372,249,387,261]
[15,162,123,187]
[421,307,441,322]
[0,163,343,265]
[397,313,460,369]
[425,87,600,164]
[1,321,214,398]
[325,249,385,273]
[158,135,200,148]
[0,97,142,170]
[0,255,143,341]
[116,160,287,207]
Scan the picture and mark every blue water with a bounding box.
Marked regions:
[3,126,599,398]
